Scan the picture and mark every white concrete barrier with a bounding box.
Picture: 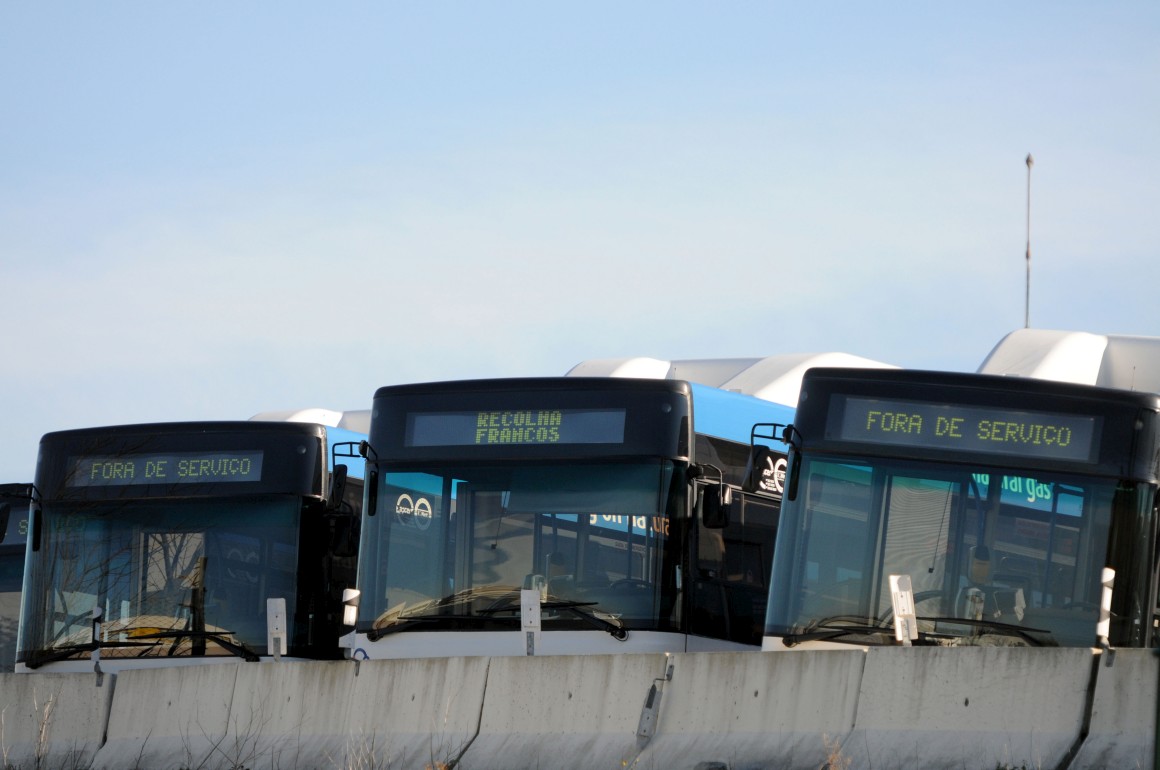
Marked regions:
[0,671,109,769]
[635,650,865,770]
[847,647,1092,770]
[459,653,669,769]
[343,656,491,769]
[4,647,1156,769]
[224,661,356,769]
[92,664,241,770]
[1072,649,1156,768]
[96,662,365,770]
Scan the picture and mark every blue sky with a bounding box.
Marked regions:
[1,3,1157,482]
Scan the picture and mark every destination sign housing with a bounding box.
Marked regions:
[69,451,265,487]
[831,396,1100,463]
[406,408,627,447]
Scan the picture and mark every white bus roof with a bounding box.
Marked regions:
[978,328,1160,393]
[249,408,372,434]
[566,353,898,407]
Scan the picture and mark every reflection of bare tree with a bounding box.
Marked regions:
[145,531,204,616]
[41,506,204,649]
[41,436,212,648]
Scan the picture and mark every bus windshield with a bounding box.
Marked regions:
[359,460,679,637]
[766,454,1135,648]
[21,496,301,666]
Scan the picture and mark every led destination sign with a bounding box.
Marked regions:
[406,408,627,447]
[68,451,265,487]
[833,396,1099,463]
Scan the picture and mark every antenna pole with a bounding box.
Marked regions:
[1024,153,1034,328]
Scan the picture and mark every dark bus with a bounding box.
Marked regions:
[764,368,1160,650]
[1,484,32,672]
[17,420,364,672]
[344,377,792,658]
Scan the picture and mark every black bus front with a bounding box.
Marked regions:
[346,377,787,658]
[764,368,1160,651]
[19,421,356,672]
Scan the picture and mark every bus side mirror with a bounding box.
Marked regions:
[785,447,801,502]
[31,506,41,552]
[365,468,379,517]
[781,425,802,502]
[0,502,9,545]
[701,484,732,529]
[328,464,349,511]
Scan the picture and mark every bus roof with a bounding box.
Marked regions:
[689,384,795,446]
[565,353,898,407]
[250,408,372,434]
[979,329,1160,394]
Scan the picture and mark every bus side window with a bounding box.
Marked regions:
[690,493,779,645]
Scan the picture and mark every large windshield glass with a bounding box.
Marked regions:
[20,496,300,665]
[767,455,1133,647]
[358,461,679,636]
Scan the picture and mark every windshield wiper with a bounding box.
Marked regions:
[368,588,629,642]
[911,616,1052,647]
[782,614,1052,648]
[781,616,896,648]
[551,601,628,641]
[366,612,514,641]
[370,584,552,640]
[23,639,164,669]
[479,598,629,641]
[25,628,262,668]
[129,629,261,661]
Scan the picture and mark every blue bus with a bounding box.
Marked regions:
[342,377,793,658]
[1,484,32,672]
[764,367,1160,650]
[17,418,366,672]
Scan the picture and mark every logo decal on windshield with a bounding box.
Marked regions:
[395,494,434,530]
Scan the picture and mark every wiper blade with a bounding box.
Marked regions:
[782,618,893,648]
[782,614,954,647]
[25,628,262,668]
[365,612,513,641]
[129,629,261,661]
[23,640,163,669]
[913,616,1052,647]
[479,598,628,641]
[367,593,630,643]
[781,614,1052,648]
[370,585,524,637]
[544,600,628,641]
